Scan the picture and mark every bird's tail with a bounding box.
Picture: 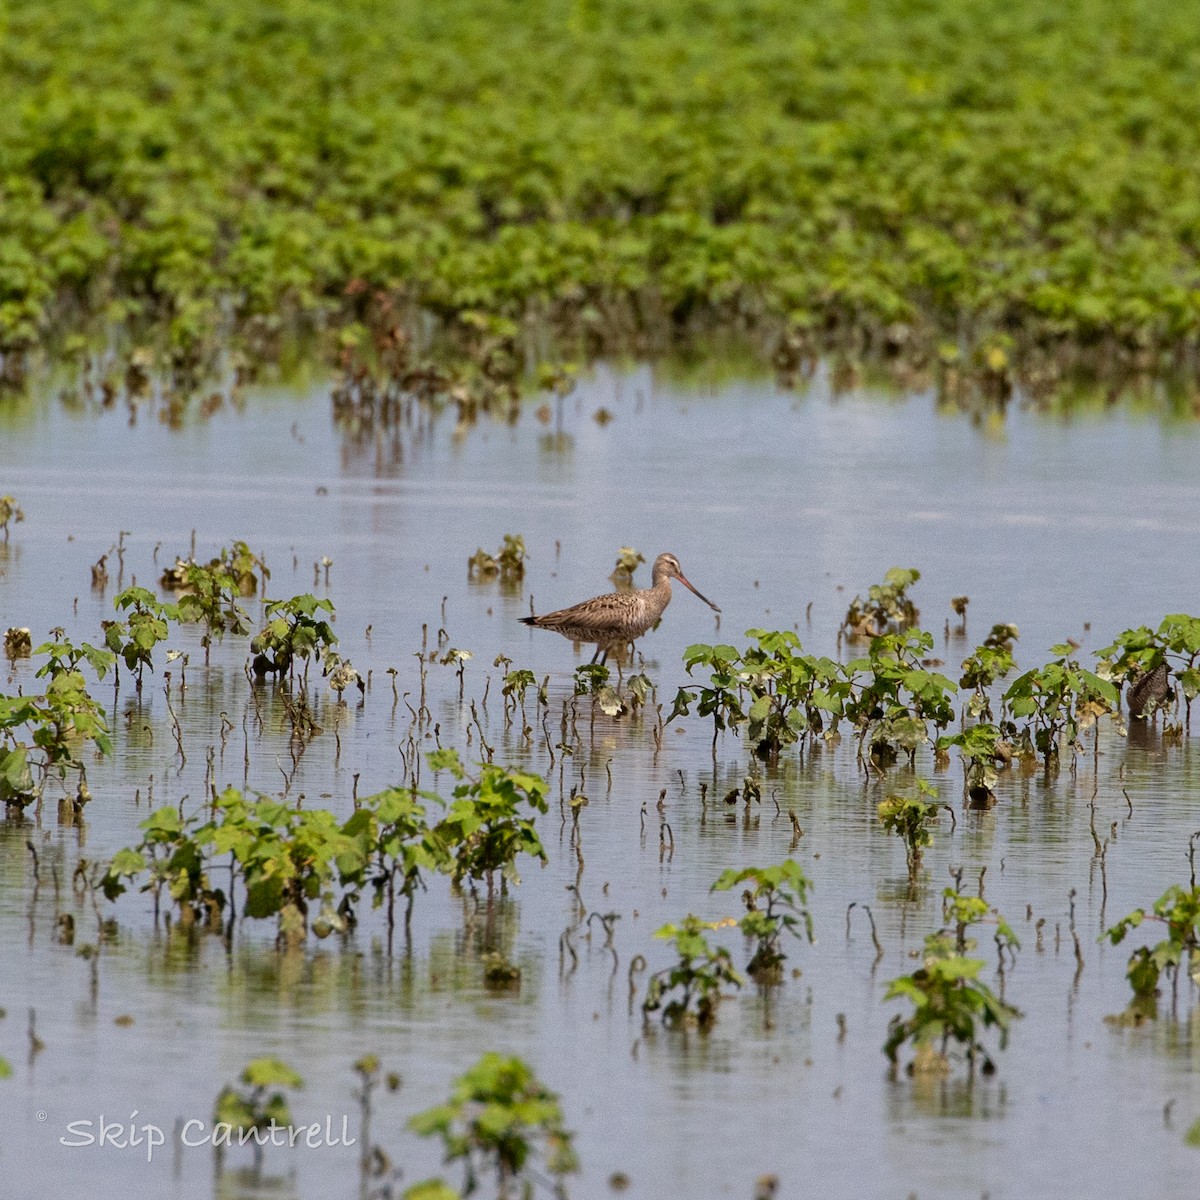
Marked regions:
[519,616,540,627]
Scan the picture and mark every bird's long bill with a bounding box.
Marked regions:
[676,571,721,613]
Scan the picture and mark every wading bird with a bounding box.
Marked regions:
[520,552,720,664]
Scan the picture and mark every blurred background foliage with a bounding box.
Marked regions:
[2,0,1200,374]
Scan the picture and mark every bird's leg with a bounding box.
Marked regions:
[598,647,609,667]
[589,644,603,665]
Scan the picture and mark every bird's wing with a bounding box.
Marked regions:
[540,592,637,634]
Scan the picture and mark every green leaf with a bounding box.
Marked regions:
[241,1057,304,1089]
[403,1181,463,1200]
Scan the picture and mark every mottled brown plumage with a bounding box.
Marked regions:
[520,552,720,663]
[1127,661,1170,719]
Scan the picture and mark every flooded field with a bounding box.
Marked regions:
[3,363,1200,1199]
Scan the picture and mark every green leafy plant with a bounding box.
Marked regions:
[201,789,367,943]
[843,568,921,640]
[937,722,1008,804]
[250,593,337,680]
[172,556,252,661]
[0,495,24,540]
[668,642,746,749]
[3,0,1200,381]
[103,790,370,942]
[467,548,499,579]
[502,668,537,724]
[468,535,526,583]
[101,755,551,939]
[739,630,850,760]
[223,540,269,596]
[214,1057,303,1159]
[1002,645,1119,769]
[958,625,1019,721]
[884,892,1021,1078]
[643,915,744,1029]
[878,779,940,877]
[407,1053,577,1199]
[572,662,630,718]
[1105,884,1200,1017]
[844,630,957,768]
[940,888,1019,960]
[496,535,526,580]
[428,750,548,895]
[105,586,176,689]
[610,546,645,584]
[35,630,115,680]
[1097,615,1200,724]
[711,861,813,982]
[1,636,114,810]
[101,806,226,927]
[884,932,1021,1078]
[341,783,446,936]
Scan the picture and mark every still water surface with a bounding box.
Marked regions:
[1,365,1200,1198]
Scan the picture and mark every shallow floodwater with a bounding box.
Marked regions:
[2,363,1200,1199]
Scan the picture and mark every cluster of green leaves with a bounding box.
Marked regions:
[571,661,650,719]
[673,613,1200,779]
[103,585,176,688]
[1001,644,1119,768]
[207,791,367,939]
[102,806,226,926]
[643,851,814,1017]
[5,0,1200,368]
[671,631,847,758]
[670,628,957,768]
[884,934,1020,1078]
[406,1052,577,1200]
[169,558,252,658]
[0,496,24,538]
[884,891,1021,1077]
[0,634,113,809]
[250,593,337,680]
[844,630,957,767]
[502,666,538,716]
[937,722,1007,802]
[101,752,548,934]
[214,1058,303,1149]
[103,790,365,939]
[1105,884,1200,1015]
[712,860,813,982]
[154,551,337,685]
[843,568,921,640]
[643,915,744,1029]
[430,749,548,893]
[610,546,645,582]
[1096,614,1200,722]
[467,534,526,583]
[21,563,334,710]
[958,624,1019,721]
[342,784,444,933]
[878,779,940,877]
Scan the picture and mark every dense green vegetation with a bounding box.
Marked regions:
[4,0,1200,382]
